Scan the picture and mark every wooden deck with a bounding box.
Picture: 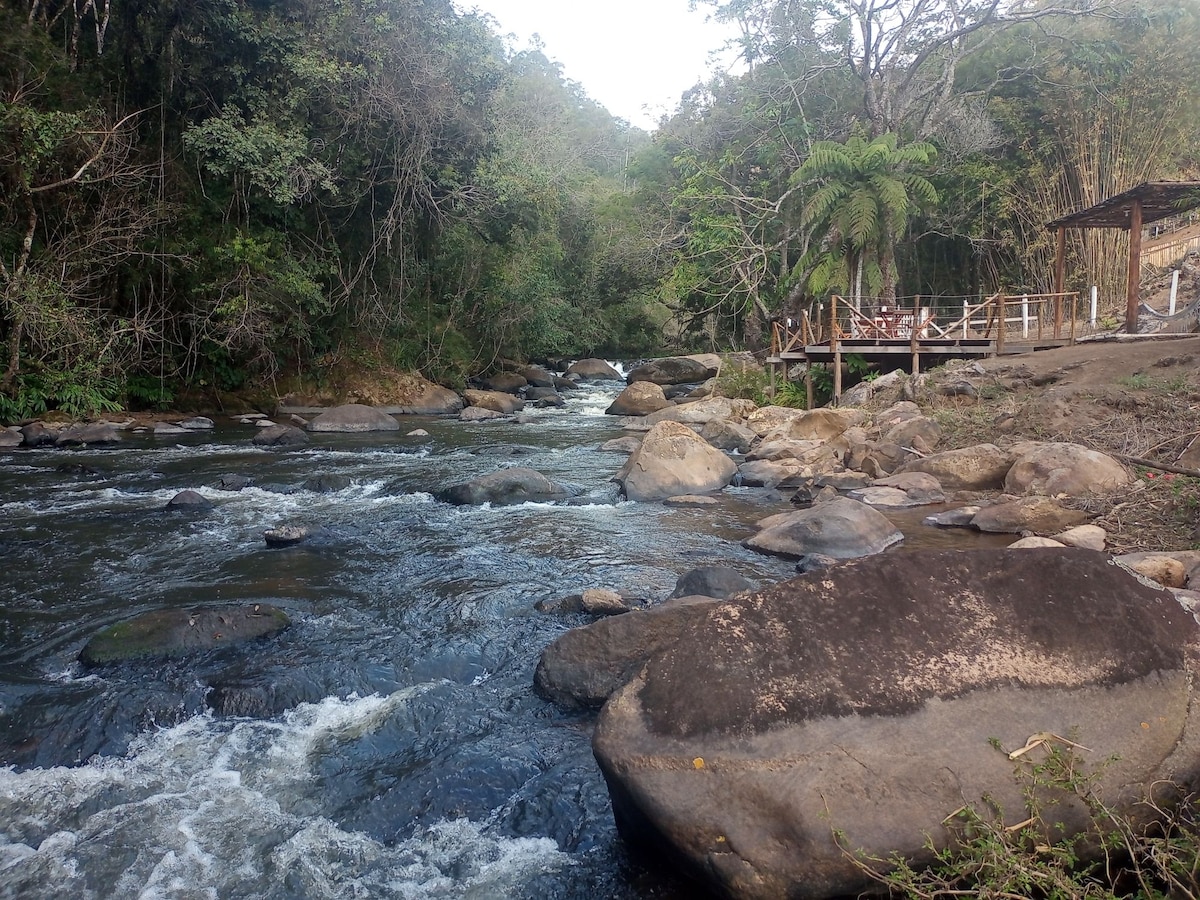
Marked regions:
[770,293,1085,403]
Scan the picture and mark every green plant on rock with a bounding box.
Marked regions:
[840,735,1200,899]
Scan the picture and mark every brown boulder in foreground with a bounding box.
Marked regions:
[592,549,1200,900]
[614,421,737,501]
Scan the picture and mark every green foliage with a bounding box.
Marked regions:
[0,369,123,423]
[124,375,175,411]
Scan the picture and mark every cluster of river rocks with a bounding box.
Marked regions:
[12,353,1200,900]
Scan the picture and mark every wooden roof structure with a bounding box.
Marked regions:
[1046,181,1200,332]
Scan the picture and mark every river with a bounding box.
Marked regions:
[0,382,1009,898]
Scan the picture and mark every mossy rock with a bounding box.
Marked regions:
[80,604,291,666]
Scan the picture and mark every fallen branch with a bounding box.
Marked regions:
[1113,453,1200,479]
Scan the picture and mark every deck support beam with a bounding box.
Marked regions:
[1126,199,1143,334]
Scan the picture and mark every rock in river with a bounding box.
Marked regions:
[80,604,291,665]
[744,496,902,560]
[435,466,570,506]
[614,421,737,502]
[591,549,1200,900]
[306,403,400,433]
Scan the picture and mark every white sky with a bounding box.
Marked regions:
[457,0,739,130]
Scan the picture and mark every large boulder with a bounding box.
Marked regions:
[627,357,714,386]
[0,428,22,448]
[521,365,556,388]
[463,389,525,414]
[667,567,757,601]
[435,467,569,506]
[566,358,623,381]
[252,424,309,448]
[898,443,1013,491]
[606,382,673,417]
[614,421,738,502]
[56,422,120,446]
[80,604,291,665]
[592,549,1200,900]
[393,382,463,415]
[1005,442,1131,497]
[744,496,903,560]
[306,404,400,433]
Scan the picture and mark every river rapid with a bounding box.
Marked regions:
[0,382,1009,899]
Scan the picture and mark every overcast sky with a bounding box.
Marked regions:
[456,0,738,130]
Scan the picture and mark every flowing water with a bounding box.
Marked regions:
[0,385,1011,898]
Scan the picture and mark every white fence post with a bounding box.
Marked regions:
[962,300,969,339]
[1090,286,1098,327]
[1170,270,1180,316]
[1021,295,1030,338]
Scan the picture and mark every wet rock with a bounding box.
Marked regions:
[744,496,903,560]
[20,422,56,447]
[463,389,524,415]
[80,604,291,666]
[615,421,738,502]
[263,524,329,547]
[303,474,351,493]
[153,422,190,436]
[252,424,309,448]
[0,428,21,448]
[435,467,570,506]
[166,490,212,510]
[970,496,1089,534]
[407,429,430,437]
[667,567,756,601]
[393,382,464,415]
[1005,442,1131,497]
[591,549,1200,900]
[534,596,722,708]
[306,404,400,433]
[525,387,562,401]
[56,462,103,477]
[848,485,941,508]
[213,475,252,491]
[56,422,120,447]
[606,382,672,417]
[566,358,623,381]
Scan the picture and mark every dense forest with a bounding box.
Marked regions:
[1,0,1198,418]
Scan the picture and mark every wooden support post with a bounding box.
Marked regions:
[769,361,776,400]
[1126,199,1143,333]
[830,294,841,405]
[910,299,920,376]
[1054,226,1066,295]
[805,361,814,409]
[1054,293,1062,340]
[996,294,1006,355]
[1069,293,1077,345]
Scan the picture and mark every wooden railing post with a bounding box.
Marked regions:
[831,295,842,405]
[996,294,1006,355]
[910,298,920,375]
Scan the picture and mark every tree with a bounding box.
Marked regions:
[792,131,937,309]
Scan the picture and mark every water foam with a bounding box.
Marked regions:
[0,690,570,898]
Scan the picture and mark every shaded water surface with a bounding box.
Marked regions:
[0,389,1007,898]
